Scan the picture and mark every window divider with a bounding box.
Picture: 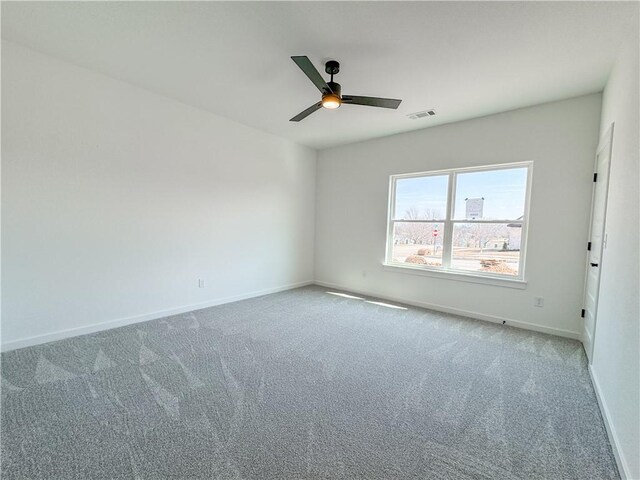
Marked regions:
[391,219,446,223]
[442,173,455,268]
[450,220,524,224]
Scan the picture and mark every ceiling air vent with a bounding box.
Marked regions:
[407,109,436,120]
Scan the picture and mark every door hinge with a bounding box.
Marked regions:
[587,241,592,251]
[593,173,598,182]
[581,309,586,318]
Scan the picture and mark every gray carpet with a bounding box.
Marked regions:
[1,286,618,479]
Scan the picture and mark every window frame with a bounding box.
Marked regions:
[385,162,533,285]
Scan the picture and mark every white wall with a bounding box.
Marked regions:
[1,42,317,350]
[316,94,602,338]
[591,31,640,479]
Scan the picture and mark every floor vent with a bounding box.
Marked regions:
[407,109,436,120]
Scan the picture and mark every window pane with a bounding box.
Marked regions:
[394,175,448,220]
[390,222,443,266]
[451,223,522,276]
[454,167,528,220]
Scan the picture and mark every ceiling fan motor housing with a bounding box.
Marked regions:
[326,81,341,97]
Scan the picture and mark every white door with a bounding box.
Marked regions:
[582,124,614,362]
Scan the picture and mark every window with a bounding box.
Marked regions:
[386,162,532,282]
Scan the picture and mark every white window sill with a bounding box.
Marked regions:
[382,263,527,289]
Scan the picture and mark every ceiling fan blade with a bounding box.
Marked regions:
[342,95,402,109]
[291,56,333,94]
[290,102,323,122]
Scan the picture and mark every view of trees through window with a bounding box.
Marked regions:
[388,164,530,278]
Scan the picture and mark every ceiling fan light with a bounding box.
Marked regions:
[322,94,341,109]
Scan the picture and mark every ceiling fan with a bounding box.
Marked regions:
[289,56,402,122]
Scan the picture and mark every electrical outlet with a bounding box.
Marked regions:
[534,297,544,308]
[198,279,205,288]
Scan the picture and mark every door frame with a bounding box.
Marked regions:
[581,122,614,362]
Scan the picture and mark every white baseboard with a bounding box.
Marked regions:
[314,280,581,340]
[589,365,632,480]
[1,280,313,352]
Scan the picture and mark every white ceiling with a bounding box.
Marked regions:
[2,1,637,149]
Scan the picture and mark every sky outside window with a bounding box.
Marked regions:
[394,168,527,221]
[394,175,448,219]
[454,168,528,220]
